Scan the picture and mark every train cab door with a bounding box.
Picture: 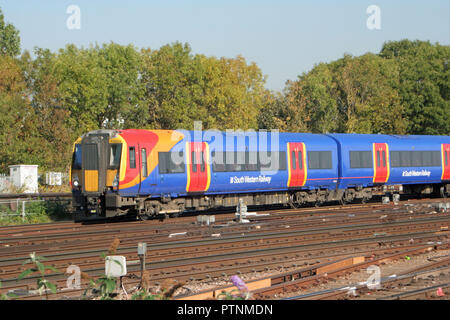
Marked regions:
[287,142,307,188]
[373,143,390,184]
[186,142,211,193]
[137,143,157,195]
[123,144,141,193]
[137,144,146,194]
[442,144,450,181]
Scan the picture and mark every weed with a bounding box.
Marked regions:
[217,275,252,300]
[17,253,59,299]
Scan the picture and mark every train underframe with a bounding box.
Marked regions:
[72,183,450,222]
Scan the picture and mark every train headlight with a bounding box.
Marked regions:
[73,176,80,188]
[112,174,119,187]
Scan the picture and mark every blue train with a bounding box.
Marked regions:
[70,129,450,220]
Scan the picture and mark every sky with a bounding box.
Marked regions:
[1,0,449,91]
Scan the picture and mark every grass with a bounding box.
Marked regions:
[0,200,72,226]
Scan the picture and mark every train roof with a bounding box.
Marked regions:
[327,133,450,148]
[97,129,450,146]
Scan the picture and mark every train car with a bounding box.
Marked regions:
[328,133,450,202]
[70,129,450,221]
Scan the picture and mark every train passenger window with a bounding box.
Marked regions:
[391,151,441,167]
[158,152,185,174]
[431,151,441,167]
[422,152,432,167]
[400,151,411,167]
[350,151,359,168]
[260,151,287,171]
[234,152,246,171]
[259,151,272,171]
[361,151,372,168]
[308,151,319,169]
[277,151,287,171]
[225,152,237,171]
[350,151,373,168]
[212,151,226,172]
[446,151,449,166]
[376,151,381,168]
[129,147,136,169]
[246,152,259,171]
[382,151,386,167]
[291,151,296,170]
[211,151,287,172]
[412,151,421,166]
[308,151,332,169]
[141,148,147,177]
[390,151,400,167]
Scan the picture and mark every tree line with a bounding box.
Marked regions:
[0,8,449,173]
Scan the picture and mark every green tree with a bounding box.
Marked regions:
[51,43,147,136]
[52,44,108,136]
[141,42,268,130]
[0,7,20,57]
[97,43,147,129]
[380,40,450,135]
[257,91,288,130]
[0,55,41,172]
[283,62,339,133]
[279,53,407,134]
[22,48,73,171]
[333,53,406,134]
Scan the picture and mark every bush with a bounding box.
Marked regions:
[0,199,71,226]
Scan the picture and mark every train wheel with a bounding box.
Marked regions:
[138,214,151,221]
[440,186,447,199]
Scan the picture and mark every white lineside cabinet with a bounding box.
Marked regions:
[8,165,39,193]
[105,256,127,278]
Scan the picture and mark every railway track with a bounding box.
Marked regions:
[0,198,448,299]
[286,254,450,300]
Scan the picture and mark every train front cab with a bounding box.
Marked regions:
[71,130,124,220]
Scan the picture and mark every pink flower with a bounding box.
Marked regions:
[230,275,248,292]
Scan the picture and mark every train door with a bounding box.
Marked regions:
[81,133,109,193]
[186,142,211,192]
[442,144,450,181]
[287,142,307,187]
[124,144,141,192]
[82,143,99,192]
[373,143,389,184]
[138,143,154,194]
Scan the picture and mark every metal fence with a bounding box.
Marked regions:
[0,198,46,222]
